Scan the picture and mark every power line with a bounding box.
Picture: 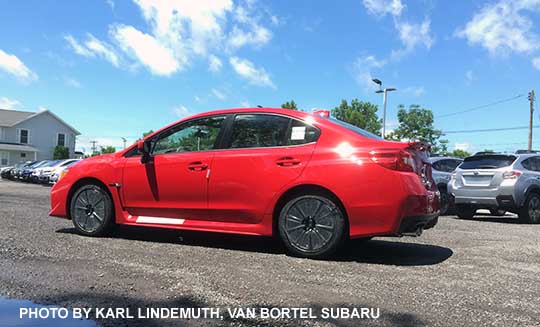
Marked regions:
[443,125,539,134]
[435,94,525,119]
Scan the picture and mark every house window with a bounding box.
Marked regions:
[19,129,29,144]
[57,133,66,147]
[20,153,26,158]
[0,152,8,166]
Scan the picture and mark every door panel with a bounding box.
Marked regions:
[208,145,316,223]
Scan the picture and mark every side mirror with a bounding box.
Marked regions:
[138,140,152,164]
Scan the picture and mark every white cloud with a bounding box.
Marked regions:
[212,88,227,100]
[85,34,120,67]
[351,55,386,91]
[64,76,82,88]
[362,0,404,17]
[456,0,540,55]
[112,25,182,76]
[239,100,250,107]
[228,25,271,49]
[194,95,203,102]
[392,19,434,59]
[37,106,48,112]
[0,49,38,82]
[65,34,121,67]
[0,97,23,110]
[208,54,222,72]
[454,143,471,152]
[465,70,474,84]
[403,86,425,97]
[229,56,275,88]
[173,105,190,118]
[533,57,540,70]
[106,0,115,10]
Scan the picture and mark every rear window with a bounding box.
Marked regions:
[328,117,382,140]
[432,159,462,172]
[460,155,517,170]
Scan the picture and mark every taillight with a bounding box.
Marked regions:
[502,170,522,179]
[370,149,416,172]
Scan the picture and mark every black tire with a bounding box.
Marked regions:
[519,193,540,224]
[455,205,475,219]
[278,194,346,259]
[70,183,115,236]
[439,187,450,216]
[489,209,506,216]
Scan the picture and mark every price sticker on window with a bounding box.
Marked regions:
[291,126,306,140]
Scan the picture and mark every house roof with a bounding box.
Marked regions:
[0,142,39,152]
[0,108,80,135]
[0,109,34,126]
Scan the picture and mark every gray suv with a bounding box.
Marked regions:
[429,156,463,215]
[448,153,540,223]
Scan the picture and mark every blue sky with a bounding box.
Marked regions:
[0,0,539,153]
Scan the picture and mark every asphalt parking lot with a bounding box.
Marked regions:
[0,179,539,327]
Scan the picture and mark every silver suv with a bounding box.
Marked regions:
[429,156,463,215]
[448,153,540,223]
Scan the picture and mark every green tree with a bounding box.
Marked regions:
[281,100,298,110]
[53,146,69,159]
[100,146,116,154]
[142,130,154,138]
[388,104,448,154]
[331,99,382,135]
[449,149,471,158]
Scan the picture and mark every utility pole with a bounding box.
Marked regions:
[372,79,397,139]
[121,137,127,149]
[90,140,98,154]
[528,90,535,151]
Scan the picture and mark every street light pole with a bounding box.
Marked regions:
[372,79,396,139]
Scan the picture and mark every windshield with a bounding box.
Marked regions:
[328,117,383,140]
[460,155,517,170]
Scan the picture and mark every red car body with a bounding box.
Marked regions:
[50,108,438,244]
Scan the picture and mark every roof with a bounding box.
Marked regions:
[0,142,39,152]
[0,109,34,126]
[0,109,80,135]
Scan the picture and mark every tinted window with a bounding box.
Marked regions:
[228,114,290,148]
[433,159,462,173]
[287,119,320,146]
[57,134,66,146]
[152,116,226,155]
[328,117,382,140]
[20,130,28,144]
[460,155,517,170]
[522,157,540,171]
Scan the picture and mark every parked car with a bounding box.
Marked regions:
[429,156,463,215]
[0,166,14,179]
[34,159,80,184]
[448,153,540,223]
[11,161,37,180]
[50,108,439,258]
[20,160,51,182]
[47,160,81,184]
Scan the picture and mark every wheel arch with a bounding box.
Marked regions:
[272,184,349,237]
[522,185,540,206]
[66,177,114,220]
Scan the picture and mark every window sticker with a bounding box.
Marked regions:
[291,126,306,140]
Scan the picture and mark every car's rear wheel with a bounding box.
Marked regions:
[455,205,475,219]
[278,194,346,259]
[439,187,450,216]
[519,193,540,224]
[70,183,115,236]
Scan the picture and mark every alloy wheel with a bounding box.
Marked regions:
[283,197,340,252]
[528,196,540,222]
[73,186,108,233]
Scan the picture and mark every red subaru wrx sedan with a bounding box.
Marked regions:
[50,108,439,258]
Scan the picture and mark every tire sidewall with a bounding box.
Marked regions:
[278,194,345,259]
[70,184,114,236]
[521,193,540,224]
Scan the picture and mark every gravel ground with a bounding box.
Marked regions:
[0,179,539,327]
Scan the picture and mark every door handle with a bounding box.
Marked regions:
[188,161,208,171]
[276,157,301,167]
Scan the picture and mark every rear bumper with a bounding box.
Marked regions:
[398,213,439,234]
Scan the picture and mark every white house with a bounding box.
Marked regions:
[0,109,80,166]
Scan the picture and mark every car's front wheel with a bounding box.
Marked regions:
[70,183,115,236]
[455,205,476,219]
[519,193,540,224]
[278,194,346,259]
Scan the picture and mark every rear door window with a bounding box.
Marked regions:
[522,157,540,172]
[460,155,517,170]
[433,159,462,172]
[228,114,290,148]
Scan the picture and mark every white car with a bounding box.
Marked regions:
[34,159,80,184]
